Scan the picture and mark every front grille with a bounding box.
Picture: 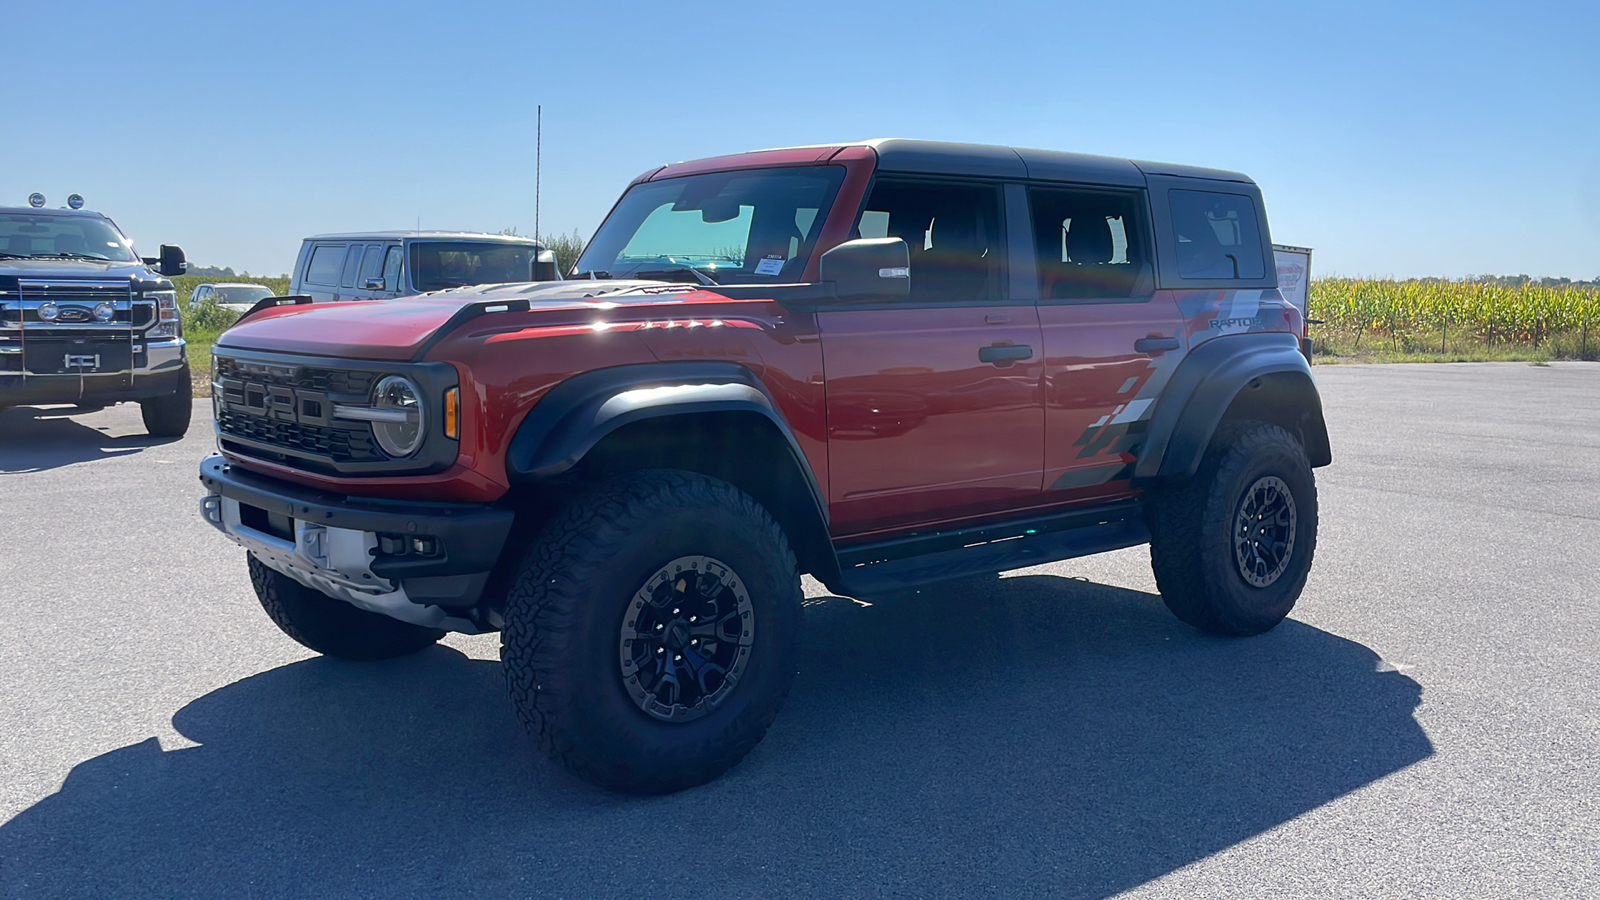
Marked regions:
[214,356,378,396]
[218,408,381,462]
[12,280,141,329]
[214,352,385,469]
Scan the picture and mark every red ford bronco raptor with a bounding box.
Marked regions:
[199,140,1330,794]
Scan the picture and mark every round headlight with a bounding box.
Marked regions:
[67,193,85,210]
[28,193,45,208]
[371,375,424,458]
[94,302,114,322]
[39,302,59,321]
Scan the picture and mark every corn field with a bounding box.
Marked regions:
[1310,278,1600,360]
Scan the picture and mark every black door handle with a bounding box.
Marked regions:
[979,344,1033,363]
[1134,336,1180,353]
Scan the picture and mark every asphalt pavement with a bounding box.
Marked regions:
[2,362,1596,898]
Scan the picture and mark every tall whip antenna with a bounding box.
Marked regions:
[535,105,542,243]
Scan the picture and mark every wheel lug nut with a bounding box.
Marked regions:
[674,654,682,661]
[672,608,680,615]
[656,624,664,631]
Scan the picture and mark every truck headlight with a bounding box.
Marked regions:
[371,375,424,457]
[145,290,179,337]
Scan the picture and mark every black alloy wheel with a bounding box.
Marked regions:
[1233,475,1298,588]
[619,555,755,722]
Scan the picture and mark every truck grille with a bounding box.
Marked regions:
[215,356,379,396]
[0,280,143,375]
[214,353,385,470]
[217,407,380,462]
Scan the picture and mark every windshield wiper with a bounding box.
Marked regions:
[570,270,614,280]
[0,252,31,259]
[33,252,111,261]
[628,262,719,286]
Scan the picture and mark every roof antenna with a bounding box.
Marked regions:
[535,104,542,244]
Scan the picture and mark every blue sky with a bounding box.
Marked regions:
[6,0,1597,280]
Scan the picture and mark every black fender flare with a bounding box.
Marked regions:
[505,361,836,576]
[1135,332,1331,481]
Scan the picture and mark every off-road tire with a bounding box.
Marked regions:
[501,470,802,795]
[1145,421,1317,636]
[248,555,445,660]
[140,373,192,437]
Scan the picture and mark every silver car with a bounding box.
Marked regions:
[189,282,276,314]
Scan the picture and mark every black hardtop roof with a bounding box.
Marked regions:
[855,139,1254,186]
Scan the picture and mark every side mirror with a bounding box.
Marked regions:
[818,238,910,301]
[363,277,385,291]
[531,248,560,282]
[158,244,187,277]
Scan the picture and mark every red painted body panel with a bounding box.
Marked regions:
[1039,293,1185,503]
[217,295,497,360]
[817,304,1044,536]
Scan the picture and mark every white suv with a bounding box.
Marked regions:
[288,232,559,303]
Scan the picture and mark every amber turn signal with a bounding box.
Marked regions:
[444,387,459,439]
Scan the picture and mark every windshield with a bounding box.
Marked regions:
[409,241,540,292]
[211,285,275,305]
[0,213,138,262]
[574,166,846,284]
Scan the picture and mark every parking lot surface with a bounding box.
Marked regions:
[2,362,1597,898]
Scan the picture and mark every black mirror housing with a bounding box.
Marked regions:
[818,238,910,301]
[531,248,560,282]
[158,244,187,277]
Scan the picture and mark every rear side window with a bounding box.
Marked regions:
[340,245,365,288]
[305,244,345,285]
[1029,188,1148,300]
[1168,190,1264,280]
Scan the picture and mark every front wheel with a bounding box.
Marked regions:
[140,370,192,437]
[1145,422,1318,636]
[248,555,444,660]
[501,470,802,794]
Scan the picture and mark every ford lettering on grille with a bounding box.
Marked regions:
[215,355,383,466]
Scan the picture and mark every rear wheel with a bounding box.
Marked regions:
[501,470,802,794]
[248,555,444,660]
[140,369,192,437]
[1145,422,1317,636]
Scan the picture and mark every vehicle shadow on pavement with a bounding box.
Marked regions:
[0,575,1431,898]
[0,406,170,474]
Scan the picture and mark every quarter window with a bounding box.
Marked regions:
[305,244,344,285]
[1029,188,1148,300]
[1169,190,1265,280]
[359,243,385,289]
[383,246,403,292]
[856,180,1005,304]
[340,245,365,288]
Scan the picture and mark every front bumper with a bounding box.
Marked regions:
[0,339,186,406]
[198,454,514,633]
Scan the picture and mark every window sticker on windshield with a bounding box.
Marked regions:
[754,255,785,276]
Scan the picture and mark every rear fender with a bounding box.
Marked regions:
[1135,332,1331,481]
